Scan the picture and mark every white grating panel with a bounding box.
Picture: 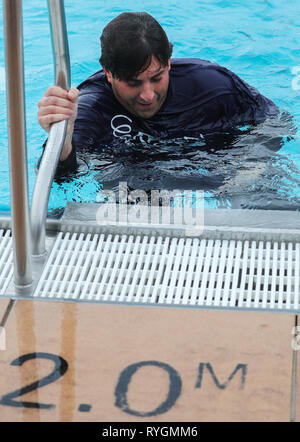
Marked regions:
[31,231,300,311]
[0,229,13,295]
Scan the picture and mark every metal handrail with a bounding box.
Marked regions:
[4,0,32,292]
[30,0,71,256]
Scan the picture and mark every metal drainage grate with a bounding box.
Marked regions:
[0,229,13,295]
[32,231,300,311]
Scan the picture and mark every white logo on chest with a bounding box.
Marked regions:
[110,114,153,143]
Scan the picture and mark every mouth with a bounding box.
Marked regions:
[136,101,155,109]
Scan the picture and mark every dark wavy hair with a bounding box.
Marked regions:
[99,12,173,81]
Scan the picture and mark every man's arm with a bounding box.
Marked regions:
[37,85,79,161]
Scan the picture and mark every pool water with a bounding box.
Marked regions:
[0,0,300,213]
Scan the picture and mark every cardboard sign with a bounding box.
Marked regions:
[0,300,295,422]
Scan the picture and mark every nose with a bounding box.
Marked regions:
[139,82,155,103]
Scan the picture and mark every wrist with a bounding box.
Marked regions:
[60,121,75,161]
[60,141,72,161]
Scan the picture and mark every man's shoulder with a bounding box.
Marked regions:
[76,69,115,112]
[77,69,109,94]
[170,57,236,89]
[171,57,216,69]
[165,58,238,112]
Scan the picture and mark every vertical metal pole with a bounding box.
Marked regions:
[4,0,32,291]
[30,0,70,257]
[48,0,71,90]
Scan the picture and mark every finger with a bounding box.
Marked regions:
[38,95,74,110]
[67,88,79,102]
[38,113,70,128]
[44,85,69,99]
[38,105,74,118]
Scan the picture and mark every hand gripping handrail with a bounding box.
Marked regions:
[31,0,71,256]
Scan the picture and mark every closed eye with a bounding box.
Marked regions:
[151,76,162,83]
[127,80,141,87]
[126,75,163,87]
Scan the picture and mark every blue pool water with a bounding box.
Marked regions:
[0,0,300,212]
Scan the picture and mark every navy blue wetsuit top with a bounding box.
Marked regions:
[57,58,279,174]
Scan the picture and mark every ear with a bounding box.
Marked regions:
[103,67,113,84]
[167,58,171,71]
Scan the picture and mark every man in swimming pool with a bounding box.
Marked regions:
[37,11,279,175]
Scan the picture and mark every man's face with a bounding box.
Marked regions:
[103,57,171,119]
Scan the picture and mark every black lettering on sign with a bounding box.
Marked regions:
[114,360,182,417]
[195,362,247,390]
[0,352,68,409]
